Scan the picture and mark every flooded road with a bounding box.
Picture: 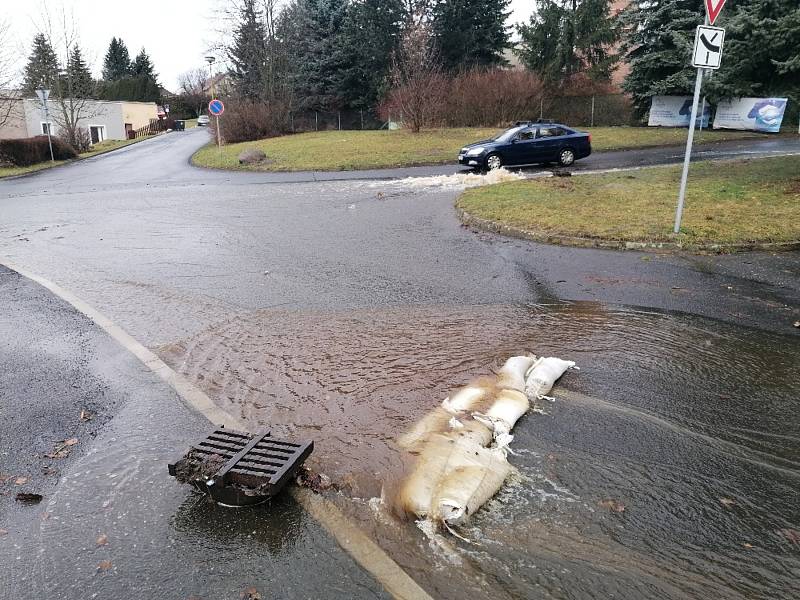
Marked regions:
[1,131,798,599]
[158,301,800,599]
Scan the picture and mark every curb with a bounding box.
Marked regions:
[0,259,433,600]
[456,207,800,254]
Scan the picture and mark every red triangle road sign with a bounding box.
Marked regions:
[705,0,726,25]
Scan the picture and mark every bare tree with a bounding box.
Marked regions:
[384,20,445,132]
[38,7,103,150]
[0,19,19,128]
[177,68,210,117]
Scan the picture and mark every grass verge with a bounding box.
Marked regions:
[191,126,780,172]
[456,155,800,248]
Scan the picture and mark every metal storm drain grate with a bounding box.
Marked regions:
[168,428,313,506]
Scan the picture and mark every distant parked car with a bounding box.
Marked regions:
[197,115,210,126]
[458,121,591,170]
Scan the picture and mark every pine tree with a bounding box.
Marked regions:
[228,0,268,100]
[518,0,619,84]
[337,0,406,109]
[431,0,511,71]
[131,48,157,79]
[706,0,800,101]
[284,0,350,110]
[620,0,704,117]
[102,37,132,81]
[66,45,94,98]
[22,33,60,94]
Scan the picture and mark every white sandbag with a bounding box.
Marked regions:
[495,355,537,393]
[431,447,512,527]
[524,357,576,401]
[441,384,488,414]
[472,388,530,438]
[396,407,453,450]
[397,428,492,518]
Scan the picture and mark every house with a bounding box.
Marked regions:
[0,95,158,143]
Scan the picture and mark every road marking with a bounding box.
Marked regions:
[0,259,433,600]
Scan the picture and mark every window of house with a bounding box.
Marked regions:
[40,122,54,135]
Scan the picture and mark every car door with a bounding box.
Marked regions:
[506,127,537,165]
[535,126,567,162]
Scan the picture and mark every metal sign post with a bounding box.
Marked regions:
[208,99,225,148]
[35,88,54,162]
[673,21,726,234]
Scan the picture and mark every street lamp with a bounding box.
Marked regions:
[204,55,221,148]
[35,87,55,162]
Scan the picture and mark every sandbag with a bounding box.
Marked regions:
[397,428,492,518]
[495,355,537,393]
[431,448,512,527]
[473,388,530,438]
[524,357,576,401]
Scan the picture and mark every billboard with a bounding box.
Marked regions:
[713,98,788,133]
[648,96,711,128]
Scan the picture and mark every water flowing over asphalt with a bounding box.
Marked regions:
[1,130,798,599]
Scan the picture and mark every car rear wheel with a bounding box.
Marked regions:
[558,148,575,167]
[486,154,503,171]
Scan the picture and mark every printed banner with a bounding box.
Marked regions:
[713,98,788,133]
[648,96,711,128]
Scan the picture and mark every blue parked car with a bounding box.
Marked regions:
[458,121,591,170]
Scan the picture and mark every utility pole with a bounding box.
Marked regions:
[36,88,55,162]
[205,55,221,148]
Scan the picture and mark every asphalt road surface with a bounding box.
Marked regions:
[1,129,798,600]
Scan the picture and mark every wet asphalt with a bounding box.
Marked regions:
[0,266,389,599]
[0,129,798,599]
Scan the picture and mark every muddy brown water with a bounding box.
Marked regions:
[158,301,800,599]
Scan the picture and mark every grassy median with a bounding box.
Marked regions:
[456,156,800,248]
[191,126,773,172]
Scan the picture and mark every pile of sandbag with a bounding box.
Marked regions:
[396,354,575,531]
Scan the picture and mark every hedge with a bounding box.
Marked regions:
[0,135,78,166]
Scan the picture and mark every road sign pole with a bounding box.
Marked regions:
[216,115,221,149]
[674,67,704,234]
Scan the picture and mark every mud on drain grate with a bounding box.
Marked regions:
[169,428,313,506]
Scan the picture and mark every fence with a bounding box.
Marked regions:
[541,94,636,127]
[130,118,176,139]
[287,109,384,132]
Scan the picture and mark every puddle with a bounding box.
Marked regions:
[157,301,800,599]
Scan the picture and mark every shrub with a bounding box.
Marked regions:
[0,135,78,166]
[380,67,635,129]
[211,99,291,144]
[61,127,92,153]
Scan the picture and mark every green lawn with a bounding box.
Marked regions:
[191,126,778,172]
[0,161,69,178]
[456,155,800,248]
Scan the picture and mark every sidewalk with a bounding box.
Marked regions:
[0,265,388,599]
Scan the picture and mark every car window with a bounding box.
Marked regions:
[537,127,565,138]
[492,126,526,143]
[516,128,536,141]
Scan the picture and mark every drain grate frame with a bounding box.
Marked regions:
[169,428,313,506]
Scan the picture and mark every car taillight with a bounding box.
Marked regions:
[588,134,592,144]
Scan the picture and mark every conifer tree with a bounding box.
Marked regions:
[23,33,60,94]
[620,0,704,116]
[228,0,268,100]
[66,45,94,98]
[102,37,132,81]
[518,0,619,84]
[431,0,511,71]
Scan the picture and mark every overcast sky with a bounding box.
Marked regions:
[4,1,534,91]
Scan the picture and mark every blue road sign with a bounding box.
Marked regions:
[208,99,224,116]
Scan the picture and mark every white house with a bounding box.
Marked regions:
[0,95,158,143]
